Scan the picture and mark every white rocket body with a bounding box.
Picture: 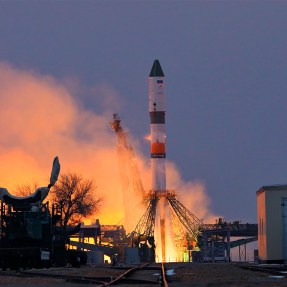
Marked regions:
[149,60,166,193]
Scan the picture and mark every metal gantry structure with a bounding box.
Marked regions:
[110,113,145,198]
[110,114,145,232]
[134,195,158,240]
[110,114,211,259]
[110,114,258,262]
[167,195,205,242]
[134,192,205,244]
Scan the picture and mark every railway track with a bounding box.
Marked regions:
[96,263,167,286]
[0,263,170,286]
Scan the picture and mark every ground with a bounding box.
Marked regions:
[0,263,286,286]
[169,262,287,286]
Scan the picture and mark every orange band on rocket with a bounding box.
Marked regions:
[151,142,166,154]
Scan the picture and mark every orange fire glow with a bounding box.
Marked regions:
[0,62,124,225]
[0,62,219,260]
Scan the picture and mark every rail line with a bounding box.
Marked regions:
[161,262,169,287]
[0,262,170,286]
[97,263,169,286]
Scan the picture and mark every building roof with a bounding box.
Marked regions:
[256,184,287,194]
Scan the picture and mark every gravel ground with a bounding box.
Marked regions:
[167,262,287,286]
[0,263,286,286]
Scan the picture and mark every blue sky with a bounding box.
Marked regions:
[0,1,287,223]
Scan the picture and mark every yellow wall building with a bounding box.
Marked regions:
[257,185,287,263]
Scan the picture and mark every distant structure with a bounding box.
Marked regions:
[257,185,287,263]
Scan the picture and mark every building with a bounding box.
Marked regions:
[257,185,287,263]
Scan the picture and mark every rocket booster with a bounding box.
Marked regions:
[149,60,166,193]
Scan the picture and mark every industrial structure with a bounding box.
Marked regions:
[110,113,145,232]
[257,185,287,263]
[0,157,85,269]
[70,220,127,264]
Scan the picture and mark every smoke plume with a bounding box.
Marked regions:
[0,62,218,229]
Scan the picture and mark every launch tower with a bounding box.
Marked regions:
[110,113,145,232]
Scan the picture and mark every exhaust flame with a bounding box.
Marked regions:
[154,197,177,262]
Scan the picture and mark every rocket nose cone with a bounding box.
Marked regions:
[149,59,165,77]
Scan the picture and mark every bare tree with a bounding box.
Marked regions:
[51,172,103,232]
[14,181,40,197]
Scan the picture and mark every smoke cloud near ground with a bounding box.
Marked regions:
[0,62,123,224]
[166,161,219,223]
[0,62,218,228]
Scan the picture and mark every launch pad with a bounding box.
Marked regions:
[130,189,205,262]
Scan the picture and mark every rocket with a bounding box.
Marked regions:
[149,60,168,262]
[149,60,166,194]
